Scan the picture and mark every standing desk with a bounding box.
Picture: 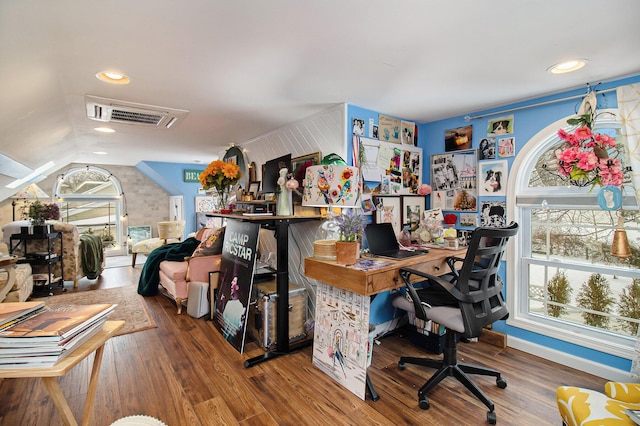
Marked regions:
[0,320,124,426]
[206,213,320,367]
[304,247,467,400]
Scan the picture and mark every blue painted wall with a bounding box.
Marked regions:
[349,73,640,373]
[136,161,205,235]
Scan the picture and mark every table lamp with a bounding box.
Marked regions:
[302,165,360,258]
[10,183,50,221]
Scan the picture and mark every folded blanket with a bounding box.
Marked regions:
[137,237,200,296]
[79,234,104,280]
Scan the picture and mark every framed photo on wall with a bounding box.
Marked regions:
[479,160,508,196]
[402,195,425,232]
[431,149,478,212]
[373,196,402,236]
[127,225,152,254]
[291,152,321,203]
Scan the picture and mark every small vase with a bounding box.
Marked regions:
[335,241,359,265]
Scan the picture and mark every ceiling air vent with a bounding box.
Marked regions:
[85,95,188,128]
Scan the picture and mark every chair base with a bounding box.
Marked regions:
[399,330,505,424]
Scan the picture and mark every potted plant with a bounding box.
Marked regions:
[199,160,242,212]
[334,209,366,265]
[28,201,60,234]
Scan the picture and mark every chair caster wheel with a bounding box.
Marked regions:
[398,361,406,370]
[496,377,507,389]
[418,397,430,410]
[487,411,497,424]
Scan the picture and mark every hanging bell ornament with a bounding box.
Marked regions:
[611,214,632,259]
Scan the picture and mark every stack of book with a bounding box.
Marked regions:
[0,301,115,369]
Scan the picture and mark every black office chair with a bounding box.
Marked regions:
[393,222,519,424]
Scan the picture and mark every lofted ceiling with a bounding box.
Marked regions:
[1,0,639,201]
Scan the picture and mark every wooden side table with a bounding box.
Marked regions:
[0,255,18,302]
[0,320,124,426]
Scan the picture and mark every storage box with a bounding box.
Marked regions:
[406,310,448,354]
[248,280,307,350]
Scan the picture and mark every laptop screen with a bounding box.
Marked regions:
[364,223,400,255]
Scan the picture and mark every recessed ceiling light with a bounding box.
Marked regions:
[94,127,115,133]
[93,151,108,155]
[96,71,130,84]
[547,59,588,74]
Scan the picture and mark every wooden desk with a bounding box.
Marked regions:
[206,213,320,367]
[304,248,466,400]
[0,320,124,426]
[304,247,467,296]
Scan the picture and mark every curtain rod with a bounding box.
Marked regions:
[464,87,617,122]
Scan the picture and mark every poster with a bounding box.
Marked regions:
[430,150,478,212]
[213,220,261,353]
[312,282,371,400]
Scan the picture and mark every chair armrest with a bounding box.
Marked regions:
[399,267,463,321]
[605,382,640,402]
[185,255,222,282]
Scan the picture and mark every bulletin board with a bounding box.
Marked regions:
[359,137,422,195]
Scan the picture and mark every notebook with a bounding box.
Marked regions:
[364,223,427,259]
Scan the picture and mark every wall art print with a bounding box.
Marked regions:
[430,150,478,212]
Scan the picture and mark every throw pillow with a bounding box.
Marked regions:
[192,227,225,257]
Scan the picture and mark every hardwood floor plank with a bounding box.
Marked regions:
[0,262,609,426]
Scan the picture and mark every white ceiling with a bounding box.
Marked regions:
[1,0,639,198]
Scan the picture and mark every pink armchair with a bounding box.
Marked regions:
[158,227,224,314]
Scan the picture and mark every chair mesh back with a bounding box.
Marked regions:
[457,222,519,337]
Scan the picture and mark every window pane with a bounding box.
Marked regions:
[58,170,119,195]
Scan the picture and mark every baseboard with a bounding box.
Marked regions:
[508,336,636,383]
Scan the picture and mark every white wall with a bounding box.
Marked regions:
[239,104,346,319]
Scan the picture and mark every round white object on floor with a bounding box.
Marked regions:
[110,415,167,426]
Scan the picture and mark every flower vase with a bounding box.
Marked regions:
[335,241,359,265]
[213,187,231,212]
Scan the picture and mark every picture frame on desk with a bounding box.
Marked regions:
[402,195,425,232]
[248,181,260,196]
[373,195,401,236]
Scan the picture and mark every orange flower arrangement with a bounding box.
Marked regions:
[199,160,242,191]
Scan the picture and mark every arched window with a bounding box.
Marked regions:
[53,166,126,255]
[507,109,640,360]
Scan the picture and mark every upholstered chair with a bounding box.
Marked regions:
[557,382,640,425]
[131,220,185,267]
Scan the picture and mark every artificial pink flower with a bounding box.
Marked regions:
[594,133,616,148]
[417,184,432,196]
[574,126,593,141]
[575,151,598,171]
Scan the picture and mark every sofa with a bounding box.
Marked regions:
[0,242,34,302]
[158,227,225,314]
[2,221,105,288]
[557,382,640,425]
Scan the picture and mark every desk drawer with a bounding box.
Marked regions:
[408,258,449,280]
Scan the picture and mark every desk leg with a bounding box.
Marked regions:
[244,219,300,368]
[42,377,78,426]
[366,373,380,401]
[41,344,106,426]
[82,344,106,426]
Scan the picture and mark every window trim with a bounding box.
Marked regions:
[506,109,638,360]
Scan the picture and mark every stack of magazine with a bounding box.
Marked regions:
[0,301,115,369]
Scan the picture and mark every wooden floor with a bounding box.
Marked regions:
[0,261,607,426]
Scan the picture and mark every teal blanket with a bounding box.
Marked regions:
[137,237,200,296]
[79,234,104,280]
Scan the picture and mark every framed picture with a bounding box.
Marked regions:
[291,152,321,203]
[402,195,425,231]
[444,125,473,152]
[127,225,152,254]
[487,115,514,136]
[195,196,215,213]
[431,149,478,212]
[248,181,260,195]
[479,160,508,196]
[373,195,402,236]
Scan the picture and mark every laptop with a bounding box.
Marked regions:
[364,223,427,259]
